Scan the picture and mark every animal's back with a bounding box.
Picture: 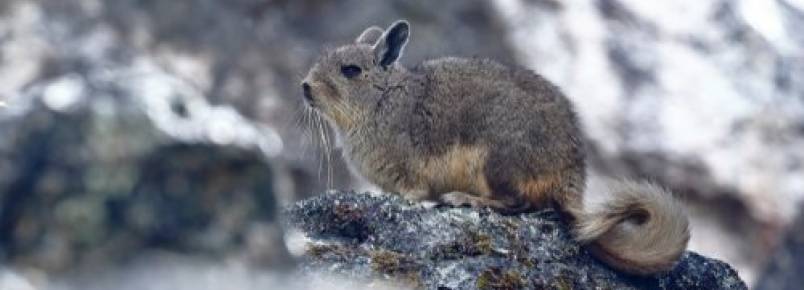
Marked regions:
[415,57,586,206]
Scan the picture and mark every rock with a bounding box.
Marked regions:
[755,208,804,290]
[285,191,747,290]
[0,67,287,272]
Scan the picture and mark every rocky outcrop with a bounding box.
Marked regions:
[286,191,747,290]
[0,72,287,272]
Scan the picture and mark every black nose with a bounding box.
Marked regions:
[302,82,314,103]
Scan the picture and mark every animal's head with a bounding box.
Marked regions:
[301,20,411,130]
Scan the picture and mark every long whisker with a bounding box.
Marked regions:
[323,117,334,189]
[317,114,330,184]
[292,106,308,132]
[299,107,314,155]
[318,114,333,189]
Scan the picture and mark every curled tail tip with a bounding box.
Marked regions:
[575,179,690,275]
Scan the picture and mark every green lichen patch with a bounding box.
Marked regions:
[470,232,494,255]
[370,249,422,288]
[370,249,415,273]
[551,276,573,290]
[429,231,497,260]
[477,267,525,290]
[306,243,356,259]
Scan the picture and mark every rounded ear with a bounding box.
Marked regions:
[373,20,410,69]
[356,26,384,45]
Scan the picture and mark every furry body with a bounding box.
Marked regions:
[302,21,690,275]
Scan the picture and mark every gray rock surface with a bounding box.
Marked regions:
[286,191,747,290]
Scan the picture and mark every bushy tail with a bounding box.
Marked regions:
[571,178,690,275]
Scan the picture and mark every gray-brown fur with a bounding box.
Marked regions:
[301,20,690,275]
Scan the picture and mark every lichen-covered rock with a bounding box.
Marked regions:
[286,191,747,290]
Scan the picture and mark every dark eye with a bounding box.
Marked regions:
[340,65,362,78]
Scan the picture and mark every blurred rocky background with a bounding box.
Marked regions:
[0,0,802,289]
